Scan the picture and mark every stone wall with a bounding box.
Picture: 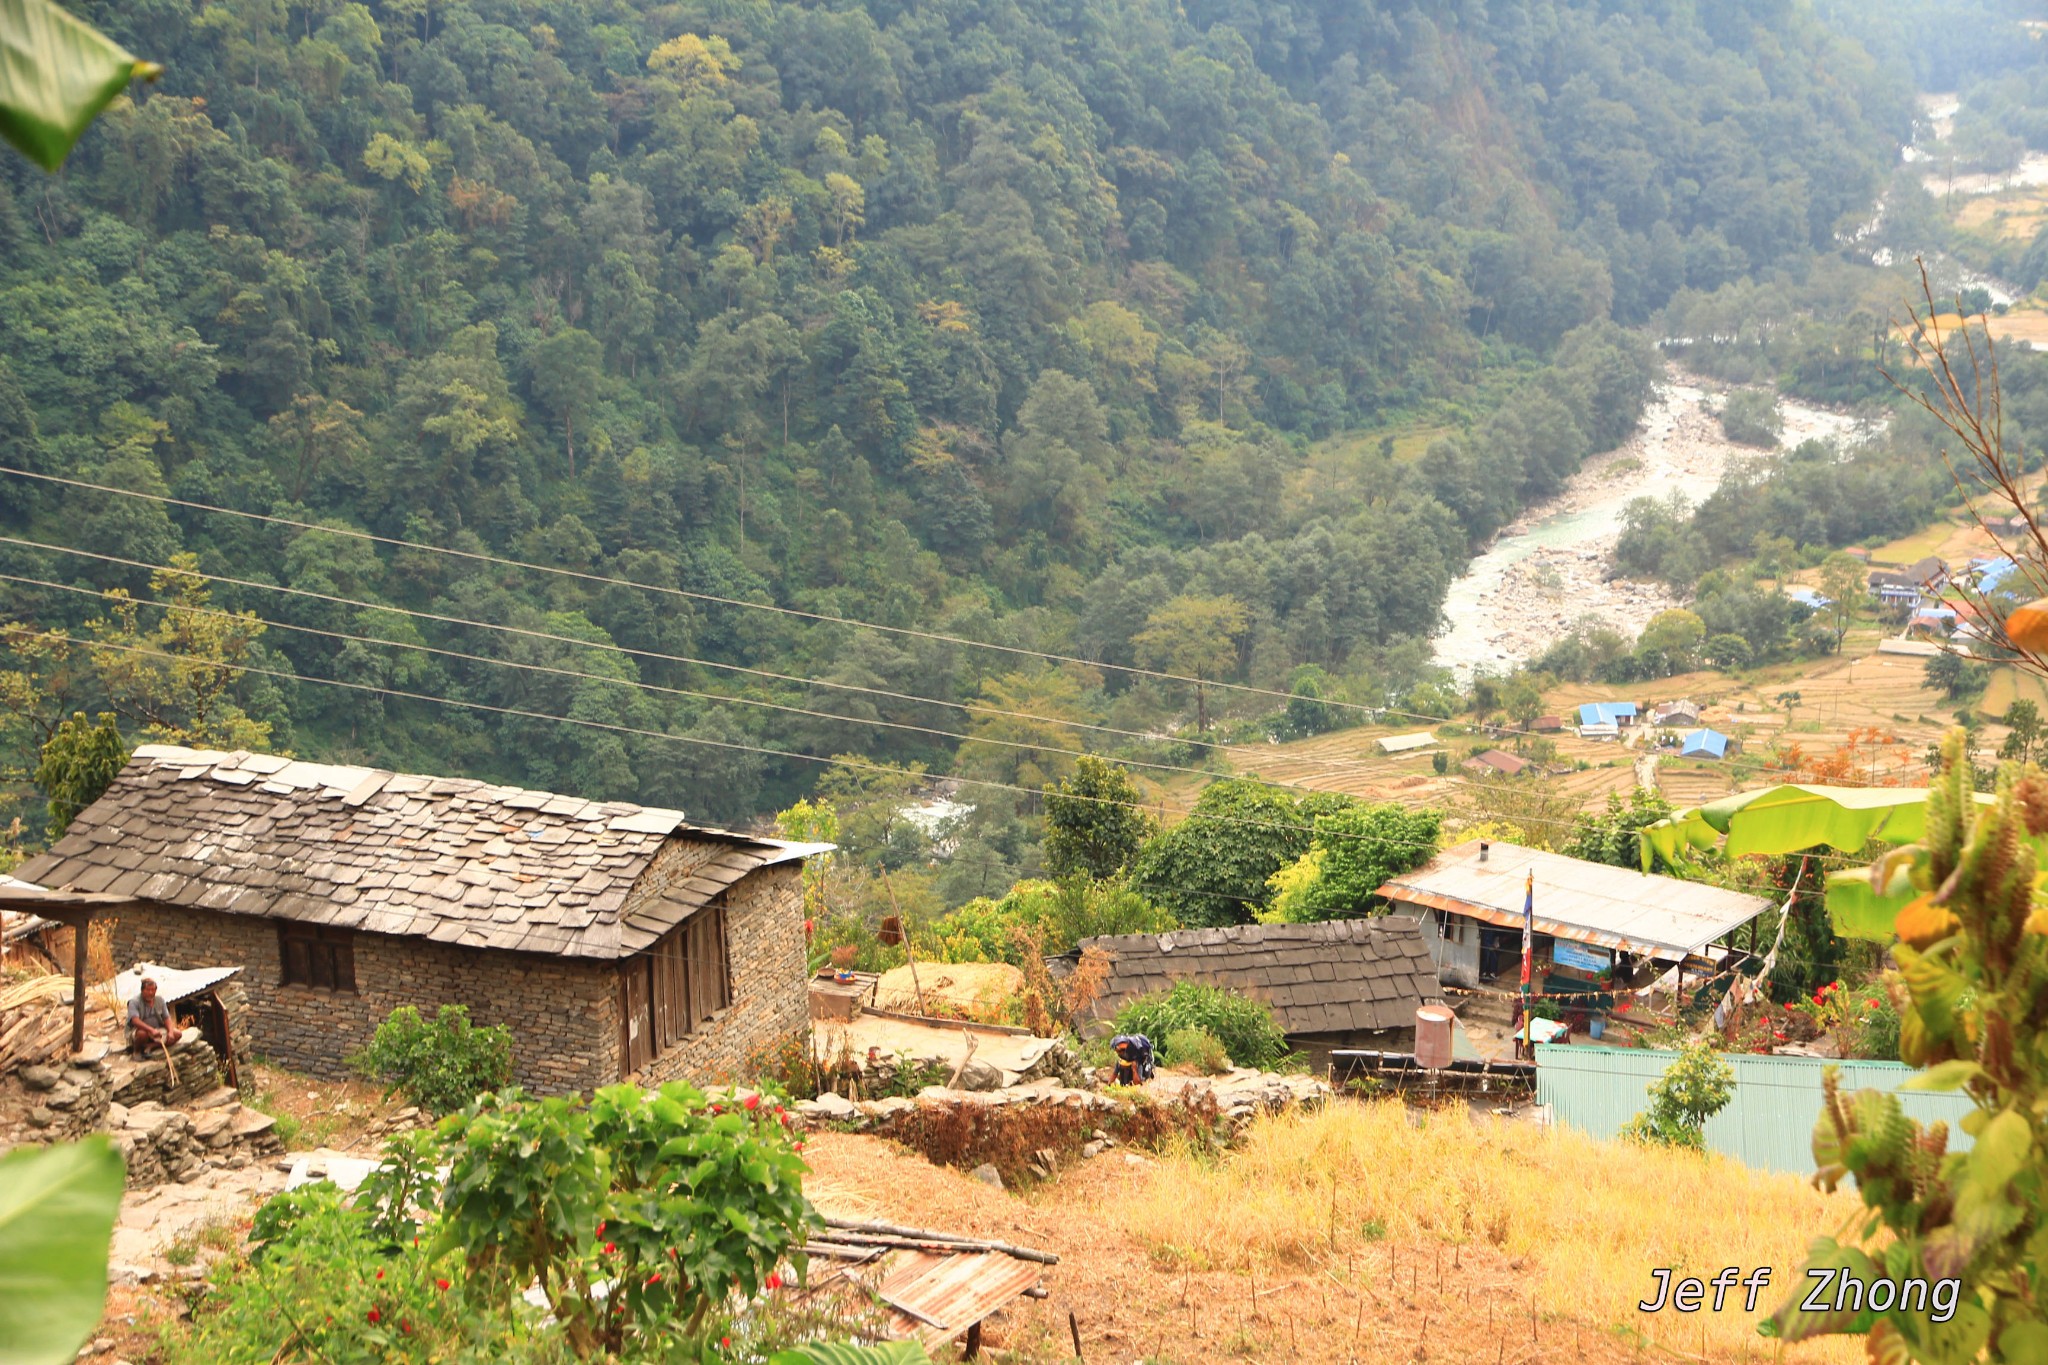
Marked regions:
[111,861,807,1095]
[114,906,619,1096]
[638,863,807,1087]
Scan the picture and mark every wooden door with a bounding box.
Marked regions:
[619,959,654,1075]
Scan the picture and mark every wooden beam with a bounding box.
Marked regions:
[70,909,92,1055]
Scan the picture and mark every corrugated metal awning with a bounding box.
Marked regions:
[1377,840,1771,960]
[874,1250,1047,1348]
[111,962,244,1006]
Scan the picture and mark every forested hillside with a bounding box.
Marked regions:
[0,0,1911,833]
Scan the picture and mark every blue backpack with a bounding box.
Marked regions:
[1110,1033,1156,1082]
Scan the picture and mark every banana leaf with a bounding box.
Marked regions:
[1640,785,1997,942]
[0,1137,125,1365]
[0,0,159,171]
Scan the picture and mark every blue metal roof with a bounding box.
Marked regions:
[1680,728,1728,759]
[1535,1045,1977,1174]
[1978,557,2018,593]
[1785,586,1829,608]
[1577,702,1637,726]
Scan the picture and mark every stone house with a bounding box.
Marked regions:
[16,746,827,1096]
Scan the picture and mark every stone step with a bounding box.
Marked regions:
[228,1107,276,1139]
[193,1086,239,1111]
[190,1108,235,1142]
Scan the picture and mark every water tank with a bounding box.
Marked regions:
[1414,1004,1455,1070]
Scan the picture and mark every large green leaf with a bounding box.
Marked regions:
[768,1343,935,1365]
[1821,867,1921,941]
[0,1137,126,1365]
[0,0,159,171]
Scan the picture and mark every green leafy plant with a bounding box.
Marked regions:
[1162,1026,1230,1074]
[1618,1042,1734,1151]
[1763,730,2048,1361]
[0,0,160,170]
[769,1343,933,1364]
[437,1083,815,1355]
[1112,980,1289,1071]
[0,1137,126,1365]
[348,1004,513,1115]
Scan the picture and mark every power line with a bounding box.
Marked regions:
[0,534,1542,798]
[2,467,1916,785]
[4,625,1806,859]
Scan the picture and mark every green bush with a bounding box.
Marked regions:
[169,1082,820,1364]
[348,1004,513,1115]
[1618,1042,1734,1150]
[1161,1026,1230,1075]
[1112,981,1289,1071]
[920,878,1176,964]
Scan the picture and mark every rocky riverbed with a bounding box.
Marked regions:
[1433,375,1873,681]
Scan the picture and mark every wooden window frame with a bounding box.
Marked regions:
[619,899,732,1074]
[277,921,358,993]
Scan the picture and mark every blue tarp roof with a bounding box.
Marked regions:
[1680,728,1729,759]
[1785,586,1829,607]
[1979,557,2019,592]
[1577,702,1637,726]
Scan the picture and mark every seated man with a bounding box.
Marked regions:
[126,977,186,1050]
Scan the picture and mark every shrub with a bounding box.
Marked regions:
[347,1004,513,1115]
[1112,981,1290,1071]
[920,878,1175,964]
[1162,1026,1230,1075]
[1719,389,1783,447]
[1619,1042,1734,1150]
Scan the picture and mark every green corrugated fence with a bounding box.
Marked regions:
[1533,1044,1978,1174]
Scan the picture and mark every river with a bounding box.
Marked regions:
[1431,378,1872,682]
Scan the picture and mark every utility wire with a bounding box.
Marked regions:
[7,625,1854,862]
[0,464,1469,727]
[0,534,1552,796]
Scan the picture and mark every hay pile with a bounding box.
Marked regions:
[872,962,1023,1018]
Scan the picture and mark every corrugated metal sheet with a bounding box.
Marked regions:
[1376,841,1770,960]
[873,1249,1046,1348]
[1535,1045,1978,1174]
[112,962,244,1006]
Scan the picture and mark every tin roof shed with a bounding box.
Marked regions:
[1374,840,1770,962]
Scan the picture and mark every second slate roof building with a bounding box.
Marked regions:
[1059,918,1443,1066]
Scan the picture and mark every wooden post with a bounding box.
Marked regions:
[69,911,90,1055]
[879,868,926,1016]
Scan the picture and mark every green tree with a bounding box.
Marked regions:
[1818,552,1867,653]
[1043,755,1153,881]
[1133,595,1248,732]
[1927,651,1991,701]
[529,328,605,476]
[2000,700,2043,764]
[33,712,127,840]
[1131,780,1356,927]
[1563,788,1679,872]
[1635,608,1706,675]
[1260,803,1443,923]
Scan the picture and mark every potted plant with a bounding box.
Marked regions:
[830,944,858,983]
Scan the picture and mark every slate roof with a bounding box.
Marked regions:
[1069,919,1441,1037]
[16,746,825,960]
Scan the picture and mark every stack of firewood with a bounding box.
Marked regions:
[0,996,71,1072]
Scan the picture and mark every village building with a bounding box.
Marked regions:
[14,746,828,1095]
[1376,732,1437,755]
[1528,715,1565,733]
[1061,919,1442,1069]
[1648,699,1701,727]
[1460,749,1530,778]
[1576,701,1636,730]
[1679,728,1730,760]
[1374,840,1770,999]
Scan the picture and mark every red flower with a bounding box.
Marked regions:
[436,1278,451,1292]
[721,1337,732,1351]
[400,1321,412,1335]
[367,1309,382,1324]
[375,1270,384,1280]
[710,1105,722,1115]
[597,1221,606,1236]
[646,1272,662,1286]
[745,1094,760,1111]
[793,1140,805,1151]
[603,1242,616,1255]
[766,1272,783,1290]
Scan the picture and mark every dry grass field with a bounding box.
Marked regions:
[805,1102,1868,1363]
[1954,185,2048,241]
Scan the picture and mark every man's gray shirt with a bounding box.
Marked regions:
[128,994,170,1032]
